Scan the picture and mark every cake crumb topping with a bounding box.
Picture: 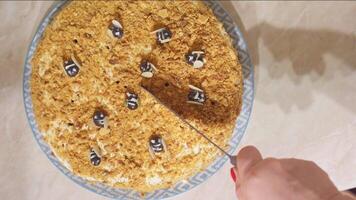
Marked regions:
[30,1,242,193]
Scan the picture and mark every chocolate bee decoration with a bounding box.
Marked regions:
[187,84,205,105]
[93,110,107,128]
[63,56,80,77]
[89,148,101,166]
[152,27,172,44]
[107,19,124,39]
[149,134,165,154]
[186,51,206,68]
[140,60,157,78]
[126,92,139,110]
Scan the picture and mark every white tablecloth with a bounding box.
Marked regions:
[0,1,355,200]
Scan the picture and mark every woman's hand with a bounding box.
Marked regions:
[231,146,355,200]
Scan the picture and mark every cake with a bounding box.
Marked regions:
[30,1,243,193]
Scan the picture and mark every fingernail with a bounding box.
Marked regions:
[230,167,237,182]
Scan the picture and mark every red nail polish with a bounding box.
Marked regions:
[230,167,237,182]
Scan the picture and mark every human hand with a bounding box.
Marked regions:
[230,146,355,200]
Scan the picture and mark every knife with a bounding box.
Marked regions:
[140,85,237,168]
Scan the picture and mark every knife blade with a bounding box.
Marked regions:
[140,85,237,168]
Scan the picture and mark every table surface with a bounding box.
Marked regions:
[0,1,355,200]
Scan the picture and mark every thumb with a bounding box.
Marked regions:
[236,145,263,180]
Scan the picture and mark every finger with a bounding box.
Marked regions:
[235,179,242,199]
[235,168,241,197]
[236,145,263,180]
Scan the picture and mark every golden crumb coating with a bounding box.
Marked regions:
[30,1,242,193]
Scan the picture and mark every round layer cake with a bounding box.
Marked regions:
[31,1,242,193]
